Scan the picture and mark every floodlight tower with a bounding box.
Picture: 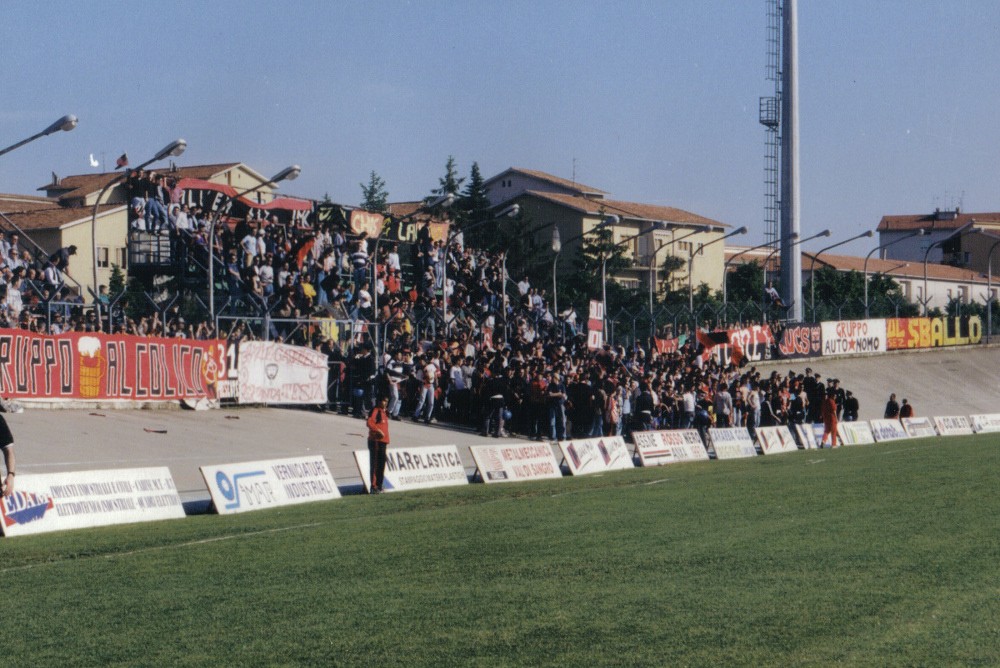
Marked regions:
[779,0,802,320]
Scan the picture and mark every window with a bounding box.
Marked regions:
[97,246,109,268]
[115,247,128,269]
[958,286,968,303]
[678,241,692,253]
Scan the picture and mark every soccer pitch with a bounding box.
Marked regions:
[2,434,999,666]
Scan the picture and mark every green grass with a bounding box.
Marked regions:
[2,435,1000,666]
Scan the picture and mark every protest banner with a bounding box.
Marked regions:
[631,430,709,466]
[886,315,982,350]
[707,427,758,459]
[869,419,912,442]
[756,426,799,454]
[558,436,633,475]
[470,443,562,483]
[201,456,340,515]
[775,322,823,359]
[932,416,974,437]
[237,341,328,405]
[0,467,184,537]
[354,445,468,493]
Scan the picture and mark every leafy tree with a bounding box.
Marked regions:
[724,260,764,304]
[359,171,389,213]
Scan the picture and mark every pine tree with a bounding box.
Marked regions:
[359,171,389,213]
[429,156,465,200]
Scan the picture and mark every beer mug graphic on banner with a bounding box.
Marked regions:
[77,336,105,398]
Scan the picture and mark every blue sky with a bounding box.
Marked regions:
[1,1,997,255]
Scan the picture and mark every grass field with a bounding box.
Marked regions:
[2,434,999,666]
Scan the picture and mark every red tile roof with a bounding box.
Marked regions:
[39,163,242,203]
[525,190,729,229]
[0,204,124,231]
[485,167,607,196]
[878,210,1000,232]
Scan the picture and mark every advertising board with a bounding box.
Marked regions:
[0,467,184,537]
[901,417,937,439]
[201,456,340,515]
[469,443,562,483]
[869,419,912,442]
[970,414,1000,434]
[794,423,821,449]
[820,319,887,357]
[558,436,633,475]
[354,445,468,493]
[756,426,799,454]
[631,430,709,466]
[837,421,876,445]
[708,427,758,459]
[932,416,974,437]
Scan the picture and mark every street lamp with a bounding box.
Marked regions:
[442,202,519,335]
[761,229,830,319]
[208,164,301,318]
[723,239,776,312]
[922,222,975,315]
[809,229,874,317]
[863,228,924,317]
[0,114,78,159]
[687,226,747,311]
[647,224,710,311]
[90,138,187,326]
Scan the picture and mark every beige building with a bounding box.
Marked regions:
[0,163,288,299]
[484,167,732,300]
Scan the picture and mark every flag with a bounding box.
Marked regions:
[115,153,129,169]
[653,337,678,354]
[695,329,729,350]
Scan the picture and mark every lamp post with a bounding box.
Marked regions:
[986,235,1000,343]
[864,228,924,317]
[922,222,975,315]
[90,139,187,327]
[441,202,519,335]
[761,229,830,319]
[687,226,747,311]
[0,114,77,159]
[208,165,301,319]
[809,229,874,318]
[551,226,561,320]
[723,239,776,312]
[647,224,709,311]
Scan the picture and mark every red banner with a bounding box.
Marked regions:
[0,330,226,401]
[176,178,313,211]
[653,337,679,354]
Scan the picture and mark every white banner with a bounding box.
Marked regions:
[201,456,340,515]
[0,467,184,537]
[708,428,758,459]
[794,423,820,449]
[820,319,887,357]
[354,445,468,493]
[632,430,709,466]
[933,416,974,437]
[869,419,912,442]
[756,426,799,455]
[837,421,875,445]
[902,417,937,439]
[470,442,562,483]
[970,414,1000,434]
[559,436,633,475]
[237,341,328,405]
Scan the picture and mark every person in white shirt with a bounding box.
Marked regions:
[412,355,438,423]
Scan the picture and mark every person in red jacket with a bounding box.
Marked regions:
[821,388,840,448]
[366,396,391,494]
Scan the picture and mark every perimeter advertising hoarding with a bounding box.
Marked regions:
[237,341,328,405]
[354,445,468,493]
[902,417,937,439]
[933,416,974,436]
[820,319,887,357]
[200,456,340,515]
[775,322,823,360]
[707,428,758,459]
[469,443,562,483]
[755,426,799,454]
[970,414,1000,434]
[558,436,633,475]
[0,330,225,401]
[837,421,876,445]
[886,316,982,350]
[631,430,709,466]
[794,423,821,449]
[869,419,912,442]
[0,467,184,537]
